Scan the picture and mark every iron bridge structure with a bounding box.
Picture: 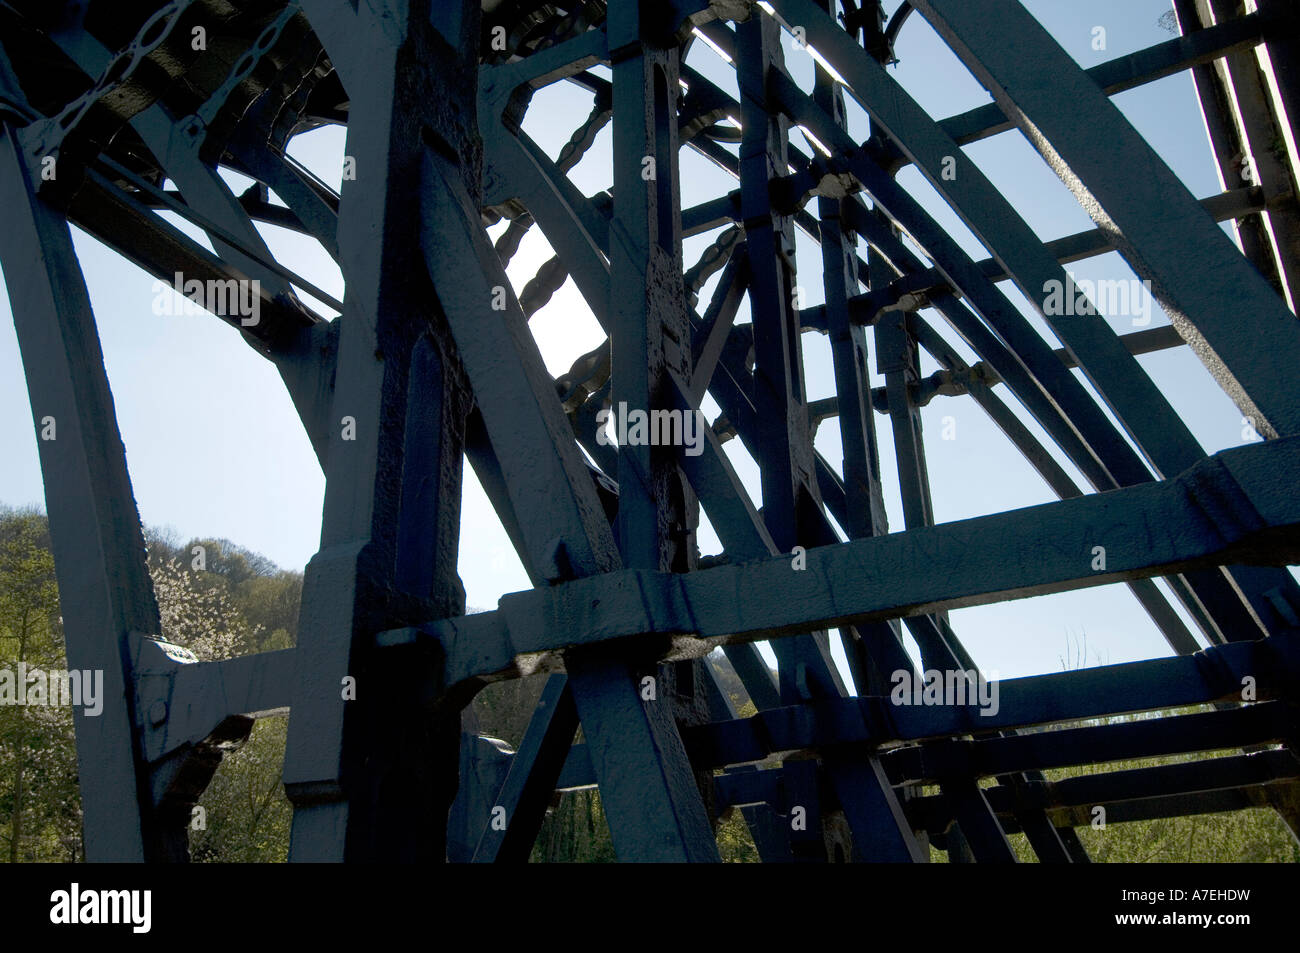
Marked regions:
[3,0,1300,862]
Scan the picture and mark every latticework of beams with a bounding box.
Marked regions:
[1,0,1299,863]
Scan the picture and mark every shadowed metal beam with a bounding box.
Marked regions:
[420,150,618,579]
[421,434,1300,690]
[421,138,720,862]
[884,702,1296,783]
[298,0,362,92]
[662,35,1258,660]
[773,59,1299,643]
[798,187,1267,329]
[0,127,163,862]
[470,674,578,862]
[9,0,1299,866]
[679,638,1286,756]
[283,1,477,862]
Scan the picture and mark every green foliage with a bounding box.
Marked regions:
[0,508,300,863]
[717,807,761,862]
[1022,708,1300,864]
[927,710,1300,863]
[531,790,620,862]
[0,507,80,861]
[144,533,300,655]
[190,718,292,863]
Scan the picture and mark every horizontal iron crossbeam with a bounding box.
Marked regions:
[384,435,1300,691]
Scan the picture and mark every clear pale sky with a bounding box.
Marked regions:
[2,0,1292,684]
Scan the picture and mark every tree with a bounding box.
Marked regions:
[0,514,299,862]
[148,555,257,662]
[142,534,295,862]
[0,507,80,861]
[189,717,292,863]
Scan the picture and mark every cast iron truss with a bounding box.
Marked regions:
[2,0,1300,862]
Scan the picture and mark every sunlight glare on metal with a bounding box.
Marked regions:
[757,1,847,87]
[805,43,848,86]
[798,124,833,158]
[691,26,733,64]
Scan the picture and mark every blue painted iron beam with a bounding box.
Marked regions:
[421,129,721,860]
[883,702,1295,784]
[419,435,1300,689]
[0,127,163,862]
[797,189,1266,332]
[912,750,1300,833]
[471,675,578,863]
[776,74,1296,644]
[498,696,1294,794]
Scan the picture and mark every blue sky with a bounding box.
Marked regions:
[2,0,1291,684]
